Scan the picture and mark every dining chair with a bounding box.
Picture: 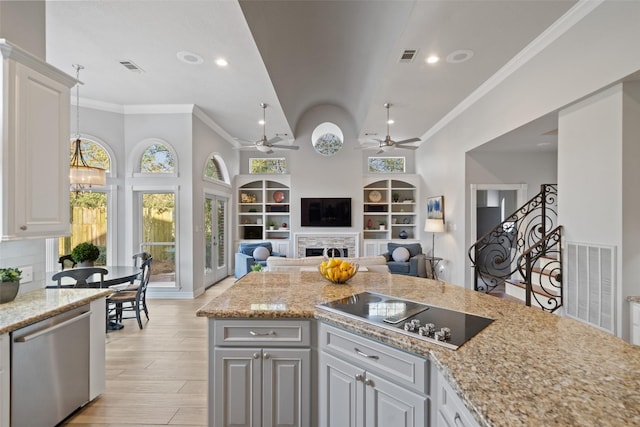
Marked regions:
[107,257,152,329]
[58,254,77,270]
[50,267,108,288]
[132,251,151,268]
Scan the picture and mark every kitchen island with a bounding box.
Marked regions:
[197,271,640,426]
[0,288,111,427]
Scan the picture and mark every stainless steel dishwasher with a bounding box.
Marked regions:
[11,304,91,427]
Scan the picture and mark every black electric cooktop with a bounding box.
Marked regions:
[318,291,494,350]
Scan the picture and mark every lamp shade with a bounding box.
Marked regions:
[70,165,106,187]
[424,219,445,233]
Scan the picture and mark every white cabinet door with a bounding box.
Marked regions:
[319,351,364,427]
[434,368,479,427]
[631,302,640,345]
[0,334,9,427]
[89,298,106,399]
[262,348,311,427]
[10,62,70,238]
[365,372,428,427]
[213,347,262,427]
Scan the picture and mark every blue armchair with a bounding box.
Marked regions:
[234,242,283,278]
[382,242,427,278]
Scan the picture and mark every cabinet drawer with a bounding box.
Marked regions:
[213,319,310,347]
[632,302,640,325]
[319,322,429,393]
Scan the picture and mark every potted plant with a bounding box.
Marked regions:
[379,221,386,231]
[0,267,22,304]
[71,242,101,267]
[251,263,263,272]
[392,192,400,203]
[268,220,276,231]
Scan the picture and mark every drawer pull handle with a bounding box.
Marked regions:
[253,352,260,359]
[19,225,27,231]
[249,330,276,336]
[364,378,374,387]
[454,413,464,427]
[354,348,379,360]
[355,374,364,382]
[264,353,271,359]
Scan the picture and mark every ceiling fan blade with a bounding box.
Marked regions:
[269,144,299,150]
[375,149,384,155]
[394,137,421,145]
[267,136,282,144]
[396,144,418,150]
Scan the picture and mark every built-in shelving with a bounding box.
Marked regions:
[363,176,419,241]
[236,175,291,242]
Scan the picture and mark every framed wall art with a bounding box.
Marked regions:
[427,196,444,220]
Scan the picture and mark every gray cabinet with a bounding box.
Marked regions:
[210,320,311,427]
[0,334,8,427]
[318,323,429,427]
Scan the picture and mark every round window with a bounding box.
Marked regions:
[311,122,343,156]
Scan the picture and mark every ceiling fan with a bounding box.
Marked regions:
[361,103,421,153]
[240,103,299,154]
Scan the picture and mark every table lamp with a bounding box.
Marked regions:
[424,219,445,262]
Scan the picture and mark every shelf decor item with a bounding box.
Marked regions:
[368,190,382,203]
[0,267,22,303]
[273,191,285,203]
[399,230,408,239]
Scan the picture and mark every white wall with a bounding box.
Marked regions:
[559,82,640,340]
[416,1,640,289]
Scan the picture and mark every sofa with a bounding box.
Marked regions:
[382,242,427,277]
[266,255,389,273]
[234,242,283,278]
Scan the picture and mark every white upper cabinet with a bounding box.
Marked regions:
[0,40,75,240]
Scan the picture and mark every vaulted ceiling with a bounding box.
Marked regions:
[45,0,575,150]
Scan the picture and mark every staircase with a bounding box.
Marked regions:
[469,184,563,313]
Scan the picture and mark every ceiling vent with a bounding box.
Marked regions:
[399,49,417,63]
[119,60,144,73]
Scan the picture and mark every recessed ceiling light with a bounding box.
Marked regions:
[387,119,395,125]
[258,120,265,125]
[537,142,552,147]
[215,58,228,67]
[446,49,474,64]
[426,55,440,64]
[177,51,204,65]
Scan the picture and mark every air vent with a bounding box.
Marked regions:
[399,49,417,63]
[119,60,144,73]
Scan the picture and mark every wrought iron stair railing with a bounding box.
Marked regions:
[517,226,563,312]
[469,184,560,311]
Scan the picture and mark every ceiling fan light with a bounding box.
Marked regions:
[256,144,270,153]
[381,144,393,152]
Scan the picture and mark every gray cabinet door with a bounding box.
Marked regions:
[262,348,311,427]
[364,372,428,427]
[319,352,364,427]
[213,347,262,427]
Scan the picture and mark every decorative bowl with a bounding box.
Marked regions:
[318,260,358,284]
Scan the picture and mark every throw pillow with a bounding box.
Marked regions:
[392,247,410,262]
[253,246,271,261]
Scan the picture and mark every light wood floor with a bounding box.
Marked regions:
[63,276,237,427]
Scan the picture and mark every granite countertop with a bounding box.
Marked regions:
[198,271,640,426]
[0,288,112,334]
[627,295,640,303]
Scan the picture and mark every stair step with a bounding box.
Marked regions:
[505,279,561,297]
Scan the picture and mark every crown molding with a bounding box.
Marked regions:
[421,0,604,142]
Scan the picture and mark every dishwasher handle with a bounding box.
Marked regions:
[14,311,91,343]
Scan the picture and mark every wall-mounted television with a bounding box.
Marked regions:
[301,198,351,227]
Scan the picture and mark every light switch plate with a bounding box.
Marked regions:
[20,266,33,283]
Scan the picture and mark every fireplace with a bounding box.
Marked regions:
[306,248,349,257]
[295,233,359,258]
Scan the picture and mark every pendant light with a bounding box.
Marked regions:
[69,64,106,193]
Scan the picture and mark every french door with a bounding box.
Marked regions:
[204,194,228,285]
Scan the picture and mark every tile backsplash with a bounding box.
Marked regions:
[0,239,46,294]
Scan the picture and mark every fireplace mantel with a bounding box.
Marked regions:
[294,232,360,258]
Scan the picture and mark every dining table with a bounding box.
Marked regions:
[45,265,142,331]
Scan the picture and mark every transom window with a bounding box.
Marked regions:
[249,158,286,174]
[368,156,406,173]
[140,143,175,173]
[204,157,222,180]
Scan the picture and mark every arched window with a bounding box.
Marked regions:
[204,153,230,184]
[70,138,111,172]
[140,143,176,173]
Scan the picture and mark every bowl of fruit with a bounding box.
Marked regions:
[318,258,359,284]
